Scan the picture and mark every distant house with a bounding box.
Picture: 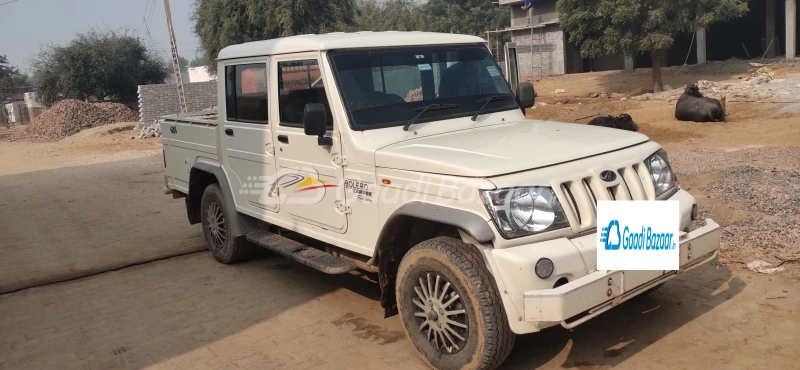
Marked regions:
[187,66,217,83]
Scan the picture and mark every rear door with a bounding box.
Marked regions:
[219,58,279,212]
[270,53,347,233]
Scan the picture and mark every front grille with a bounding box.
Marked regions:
[553,161,654,233]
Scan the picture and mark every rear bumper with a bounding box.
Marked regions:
[522,218,720,327]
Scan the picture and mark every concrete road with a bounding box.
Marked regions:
[1,251,798,370]
[0,155,204,294]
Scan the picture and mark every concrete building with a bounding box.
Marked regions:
[497,0,798,79]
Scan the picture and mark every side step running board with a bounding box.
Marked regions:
[246,230,357,274]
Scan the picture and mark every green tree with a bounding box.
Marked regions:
[423,0,508,36]
[190,55,207,68]
[0,55,25,104]
[557,0,748,92]
[32,30,167,106]
[193,0,357,73]
[179,56,190,73]
[355,0,428,32]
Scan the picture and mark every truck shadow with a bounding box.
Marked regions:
[501,262,746,369]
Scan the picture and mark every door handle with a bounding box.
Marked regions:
[224,128,234,136]
[277,135,289,143]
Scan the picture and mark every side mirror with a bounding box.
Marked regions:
[516,82,535,109]
[303,103,331,145]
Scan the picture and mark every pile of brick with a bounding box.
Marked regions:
[132,121,161,139]
[94,102,139,123]
[13,100,139,141]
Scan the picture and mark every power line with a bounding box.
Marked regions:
[0,0,21,7]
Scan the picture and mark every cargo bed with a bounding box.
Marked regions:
[160,112,220,194]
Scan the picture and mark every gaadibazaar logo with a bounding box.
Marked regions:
[600,220,676,251]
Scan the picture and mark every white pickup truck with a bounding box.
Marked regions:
[161,32,720,370]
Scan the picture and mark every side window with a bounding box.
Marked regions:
[277,60,332,128]
[224,63,268,123]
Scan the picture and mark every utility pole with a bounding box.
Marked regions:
[163,0,188,113]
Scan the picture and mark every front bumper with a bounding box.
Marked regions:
[522,218,720,327]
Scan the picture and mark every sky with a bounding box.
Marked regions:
[0,0,202,74]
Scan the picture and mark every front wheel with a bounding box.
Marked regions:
[396,237,514,370]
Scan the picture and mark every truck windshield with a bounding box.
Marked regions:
[328,45,517,130]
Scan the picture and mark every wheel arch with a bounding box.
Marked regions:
[189,162,258,237]
[374,202,495,317]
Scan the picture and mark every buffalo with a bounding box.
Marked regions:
[675,85,726,122]
[587,114,639,132]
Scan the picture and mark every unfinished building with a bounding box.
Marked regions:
[496,0,798,79]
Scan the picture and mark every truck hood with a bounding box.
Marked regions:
[375,120,649,177]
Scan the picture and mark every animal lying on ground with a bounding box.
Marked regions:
[675,85,726,122]
[587,114,639,132]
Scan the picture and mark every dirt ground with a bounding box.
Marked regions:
[0,60,798,369]
[526,58,800,277]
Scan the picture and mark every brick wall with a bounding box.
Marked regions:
[137,81,217,123]
[512,24,566,78]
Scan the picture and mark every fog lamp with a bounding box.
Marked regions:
[535,258,554,279]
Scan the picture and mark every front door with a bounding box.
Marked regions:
[270,54,347,233]
[219,58,279,212]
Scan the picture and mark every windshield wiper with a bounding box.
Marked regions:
[471,95,515,121]
[403,103,461,131]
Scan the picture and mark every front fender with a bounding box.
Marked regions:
[378,201,495,245]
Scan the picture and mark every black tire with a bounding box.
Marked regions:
[200,183,252,264]
[396,237,514,370]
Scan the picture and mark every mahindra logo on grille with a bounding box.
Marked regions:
[600,170,617,182]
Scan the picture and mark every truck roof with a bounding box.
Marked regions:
[217,31,486,60]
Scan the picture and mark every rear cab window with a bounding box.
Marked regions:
[225,63,268,123]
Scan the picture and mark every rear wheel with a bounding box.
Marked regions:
[200,183,251,264]
[396,237,514,370]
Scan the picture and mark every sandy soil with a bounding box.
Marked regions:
[0,122,161,177]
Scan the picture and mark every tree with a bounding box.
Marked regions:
[557,0,748,92]
[32,30,167,106]
[179,56,189,73]
[423,0,508,36]
[193,0,357,73]
[190,55,207,68]
[0,55,25,103]
[355,0,429,32]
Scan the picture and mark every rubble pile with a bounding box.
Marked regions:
[631,67,799,102]
[94,102,139,123]
[13,100,139,141]
[133,121,161,139]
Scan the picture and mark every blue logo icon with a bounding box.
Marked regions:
[601,220,621,250]
[601,220,676,251]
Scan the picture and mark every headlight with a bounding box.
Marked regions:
[480,187,570,239]
[645,149,677,197]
